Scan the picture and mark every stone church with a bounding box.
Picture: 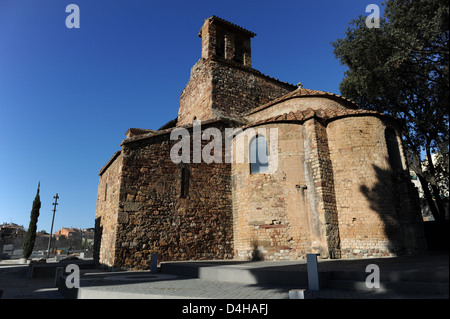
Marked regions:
[94,16,425,269]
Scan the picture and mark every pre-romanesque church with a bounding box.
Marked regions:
[94,16,425,269]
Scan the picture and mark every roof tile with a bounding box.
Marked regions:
[243,108,391,129]
[247,87,358,115]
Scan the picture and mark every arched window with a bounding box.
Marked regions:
[249,135,269,174]
[216,32,225,58]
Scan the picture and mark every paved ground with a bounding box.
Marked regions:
[70,270,447,299]
[0,253,448,299]
[0,264,63,299]
[159,252,449,274]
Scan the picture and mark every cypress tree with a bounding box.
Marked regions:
[23,182,41,259]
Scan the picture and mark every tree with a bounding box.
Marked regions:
[332,0,449,222]
[23,182,41,259]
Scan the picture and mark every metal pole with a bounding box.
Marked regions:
[46,193,59,259]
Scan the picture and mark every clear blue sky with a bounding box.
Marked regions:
[0,0,384,233]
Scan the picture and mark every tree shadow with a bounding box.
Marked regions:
[359,162,426,255]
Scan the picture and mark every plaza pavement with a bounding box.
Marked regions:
[0,253,448,300]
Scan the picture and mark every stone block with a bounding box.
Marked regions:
[117,212,129,224]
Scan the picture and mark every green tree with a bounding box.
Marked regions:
[23,182,41,259]
[332,0,449,222]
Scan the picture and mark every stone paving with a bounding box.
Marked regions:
[1,253,448,299]
[0,265,63,299]
[75,271,446,299]
[77,273,292,299]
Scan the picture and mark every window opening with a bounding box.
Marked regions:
[181,167,190,198]
[249,135,269,174]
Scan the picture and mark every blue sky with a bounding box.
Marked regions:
[0,0,384,233]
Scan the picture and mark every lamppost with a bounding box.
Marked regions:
[46,193,59,259]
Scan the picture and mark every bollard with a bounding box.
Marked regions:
[151,254,158,273]
[54,267,64,287]
[306,253,320,291]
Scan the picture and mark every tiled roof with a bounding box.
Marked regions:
[247,88,358,115]
[121,118,226,145]
[244,107,389,129]
[198,16,257,38]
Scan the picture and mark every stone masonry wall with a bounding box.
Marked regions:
[248,97,348,123]
[232,123,313,260]
[210,58,296,119]
[178,59,215,126]
[302,118,341,259]
[178,58,296,126]
[327,116,405,258]
[115,122,234,269]
[95,152,123,268]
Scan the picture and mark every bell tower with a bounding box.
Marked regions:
[177,16,295,127]
[198,16,256,67]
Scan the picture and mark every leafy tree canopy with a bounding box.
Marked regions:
[332,0,449,221]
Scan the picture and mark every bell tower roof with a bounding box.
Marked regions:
[198,16,257,38]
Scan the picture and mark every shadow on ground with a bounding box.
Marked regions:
[1,253,448,299]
